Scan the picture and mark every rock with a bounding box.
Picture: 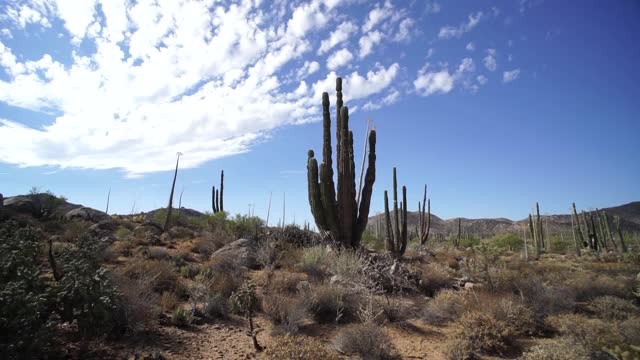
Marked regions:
[464,282,476,289]
[64,207,110,223]
[133,222,164,238]
[3,195,38,215]
[88,220,118,238]
[211,238,257,268]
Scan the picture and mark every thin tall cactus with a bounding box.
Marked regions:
[105,188,111,214]
[418,184,431,245]
[570,205,581,257]
[454,218,462,248]
[164,152,182,231]
[529,213,540,260]
[384,167,407,257]
[212,170,224,214]
[613,215,628,253]
[535,202,544,250]
[307,77,376,248]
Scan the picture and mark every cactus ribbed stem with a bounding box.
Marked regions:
[418,184,431,245]
[384,167,407,256]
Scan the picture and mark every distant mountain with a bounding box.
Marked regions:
[367,201,640,237]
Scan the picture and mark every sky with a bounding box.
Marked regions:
[0,0,638,225]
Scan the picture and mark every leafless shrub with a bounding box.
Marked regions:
[262,294,308,335]
[110,271,160,334]
[587,295,638,320]
[266,336,340,360]
[422,289,465,325]
[333,324,399,359]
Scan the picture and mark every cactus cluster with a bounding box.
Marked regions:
[307,77,376,248]
[212,170,224,214]
[384,167,407,257]
[527,202,545,259]
[417,184,431,245]
[571,203,628,255]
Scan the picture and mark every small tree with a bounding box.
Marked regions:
[230,281,263,352]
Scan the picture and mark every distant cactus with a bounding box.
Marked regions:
[418,184,431,245]
[384,167,407,257]
[307,77,376,248]
[0,193,3,210]
[212,170,224,214]
[535,202,544,250]
[163,152,182,231]
[528,213,540,260]
[613,215,628,253]
[570,203,582,257]
[571,203,585,249]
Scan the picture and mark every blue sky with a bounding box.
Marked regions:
[0,0,638,225]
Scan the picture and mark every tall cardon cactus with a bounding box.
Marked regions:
[307,77,376,248]
[418,184,431,245]
[384,167,407,257]
[212,170,224,214]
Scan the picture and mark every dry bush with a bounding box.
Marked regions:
[307,284,362,324]
[195,228,232,254]
[203,293,229,319]
[179,264,200,279]
[333,324,398,359]
[521,338,590,360]
[266,336,340,360]
[160,291,178,312]
[275,246,303,270]
[62,220,91,242]
[422,289,465,325]
[110,240,133,257]
[444,310,517,359]
[146,246,172,260]
[327,249,367,286]
[110,271,160,334]
[377,296,413,324]
[620,317,640,344]
[298,245,330,280]
[186,276,230,319]
[566,273,632,301]
[262,294,308,335]
[201,257,245,297]
[261,271,306,294]
[546,313,623,352]
[122,259,183,295]
[419,262,454,296]
[587,295,638,320]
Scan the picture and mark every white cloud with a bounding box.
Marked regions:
[1,0,404,176]
[483,48,497,71]
[326,48,353,70]
[503,68,521,83]
[438,11,483,39]
[393,18,414,42]
[363,88,400,110]
[358,30,382,58]
[466,42,475,51]
[477,75,488,85]
[362,0,393,32]
[414,58,475,96]
[318,21,357,55]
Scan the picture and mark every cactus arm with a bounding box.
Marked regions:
[355,130,376,244]
[220,170,224,212]
[399,185,408,255]
[307,151,328,231]
[384,190,394,252]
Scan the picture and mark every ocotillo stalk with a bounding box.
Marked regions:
[570,207,581,257]
[572,203,585,247]
[418,184,431,245]
[178,188,184,209]
[266,191,272,226]
[307,77,376,247]
[164,152,182,231]
[105,188,111,214]
[356,119,372,207]
[614,216,628,253]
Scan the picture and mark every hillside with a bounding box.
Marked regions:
[368,201,640,237]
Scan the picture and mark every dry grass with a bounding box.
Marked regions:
[122,259,184,295]
[160,291,179,312]
[445,310,517,359]
[307,284,362,324]
[419,262,454,296]
[266,336,340,360]
[546,313,623,352]
[262,294,308,335]
[333,324,398,359]
[422,289,465,325]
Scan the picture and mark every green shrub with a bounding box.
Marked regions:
[169,308,192,327]
[298,245,329,279]
[491,233,523,252]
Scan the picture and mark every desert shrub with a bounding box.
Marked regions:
[262,294,308,335]
[0,222,52,354]
[481,295,536,336]
[123,259,183,295]
[110,271,159,334]
[270,224,319,247]
[114,227,132,241]
[422,289,465,325]
[333,324,398,360]
[328,249,368,287]
[266,336,340,360]
[169,307,192,327]
[298,245,329,279]
[521,338,590,360]
[227,215,263,240]
[62,220,92,242]
[196,227,233,255]
[262,271,306,294]
[307,284,362,324]
[419,262,454,296]
[445,310,517,359]
[620,317,640,345]
[203,293,229,319]
[146,246,172,260]
[255,239,280,270]
[375,296,412,324]
[179,264,200,279]
[111,240,134,257]
[491,233,523,252]
[566,273,632,301]
[160,292,179,312]
[546,314,623,352]
[587,295,638,320]
[201,257,245,297]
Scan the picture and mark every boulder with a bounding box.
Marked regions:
[133,222,164,238]
[3,195,38,215]
[64,207,110,223]
[88,221,118,242]
[168,226,195,239]
[211,238,257,268]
